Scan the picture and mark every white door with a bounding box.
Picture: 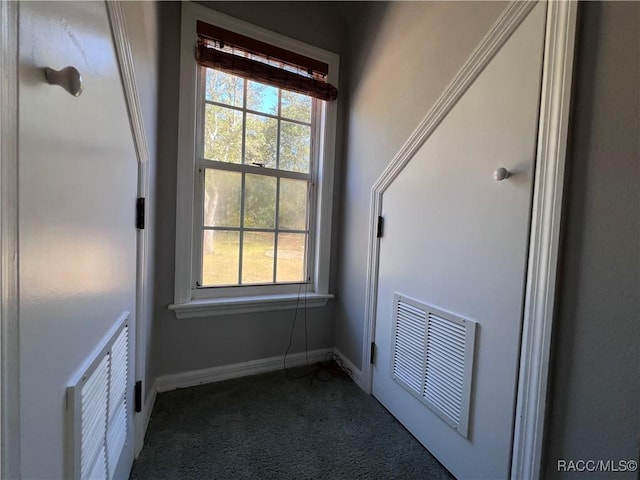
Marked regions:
[372,3,546,479]
[18,2,138,478]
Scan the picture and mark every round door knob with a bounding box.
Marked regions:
[493,167,511,181]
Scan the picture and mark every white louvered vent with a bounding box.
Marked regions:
[391,294,476,438]
[392,300,427,395]
[67,313,130,480]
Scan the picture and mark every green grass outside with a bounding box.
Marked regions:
[202,232,305,286]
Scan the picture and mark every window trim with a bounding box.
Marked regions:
[172,2,338,317]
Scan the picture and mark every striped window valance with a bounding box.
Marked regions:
[195,20,338,101]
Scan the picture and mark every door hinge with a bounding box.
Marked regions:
[376,216,384,238]
[370,342,376,364]
[136,197,145,229]
[134,380,142,413]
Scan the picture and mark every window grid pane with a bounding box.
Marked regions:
[245,113,278,168]
[244,174,276,229]
[276,232,306,283]
[204,104,243,164]
[202,230,240,286]
[205,68,244,107]
[241,232,275,284]
[199,67,315,288]
[203,169,241,227]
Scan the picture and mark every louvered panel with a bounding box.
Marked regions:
[67,313,130,479]
[86,445,107,480]
[109,326,128,417]
[425,352,464,379]
[424,364,463,397]
[423,312,469,430]
[428,332,465,356]
[424,376,463,407]
[391,297,427,395]
[424,382,462,421]
[80,355,108,480]
[107,402,127,476]
[390,294,476,438]
[107,324,128,476]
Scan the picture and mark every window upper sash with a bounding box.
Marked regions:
[195,21,338,102]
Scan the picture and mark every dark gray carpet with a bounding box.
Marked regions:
[130,362,454,479]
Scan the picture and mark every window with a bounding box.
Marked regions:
[198,70,315,287]
[171,3,339,318]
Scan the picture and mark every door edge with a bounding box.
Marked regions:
[106,0,150,461]
[510,2,578,479]
[0,0,21,478]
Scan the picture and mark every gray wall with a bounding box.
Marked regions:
[152,2,347,378]
[544,2,640,477]
[334,1,508,369]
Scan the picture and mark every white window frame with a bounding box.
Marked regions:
[170,2,338,318]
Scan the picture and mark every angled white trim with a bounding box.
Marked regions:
[333,348,364,390]
[156,348,333,392]
[359,1,577,479]
[107,2,151,169]
[105,0,151,457]
[361,0,538,393]
[0,1,20,477]
[511,2,577,479]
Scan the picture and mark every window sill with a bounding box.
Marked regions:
[168,292,334,319]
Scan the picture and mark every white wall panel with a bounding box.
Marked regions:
[18,2,138,477]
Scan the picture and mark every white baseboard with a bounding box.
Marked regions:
[134,379,157,459]
[155,348,333,393]
[333,348,365,390]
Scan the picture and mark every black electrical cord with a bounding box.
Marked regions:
[282,280,354,384]
[283,282,313,378]
[281,225,353,383]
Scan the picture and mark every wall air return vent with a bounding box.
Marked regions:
[391,293,476,438]
[66,313,130,479]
